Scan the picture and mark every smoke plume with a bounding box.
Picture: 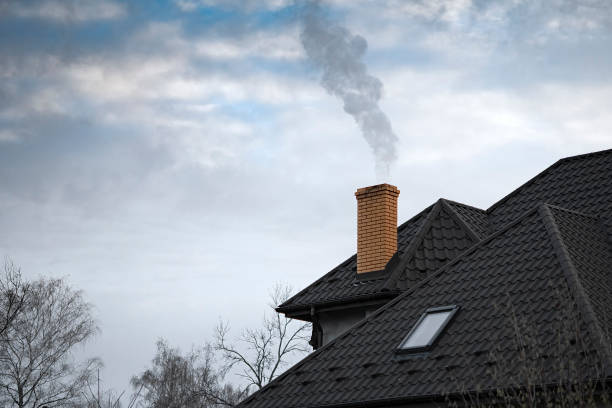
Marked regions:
[300,1,398,181]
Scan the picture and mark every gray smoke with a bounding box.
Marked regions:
[300,1,398,181]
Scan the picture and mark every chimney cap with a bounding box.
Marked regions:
[355,183,399,198]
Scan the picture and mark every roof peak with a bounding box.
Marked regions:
[487,148,612,214]
[383,199,480,290]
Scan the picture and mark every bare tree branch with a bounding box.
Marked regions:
[214,283,311,394]
[82,368,142,408]
[0,274,99,408]
[131,339,245,408]
[0,259,29,338]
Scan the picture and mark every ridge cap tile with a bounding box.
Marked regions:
[541,204,612,375]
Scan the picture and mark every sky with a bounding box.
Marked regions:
[1,0,611,395]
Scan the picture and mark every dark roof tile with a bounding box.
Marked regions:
[242,204,612,407]
[387,202,479,291]
[546,205,612,349]
[488,149,612,233]
[444,200,489,238]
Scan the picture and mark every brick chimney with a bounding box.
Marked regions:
[355,183,400,274]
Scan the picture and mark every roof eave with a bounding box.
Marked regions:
[276,291,401,316]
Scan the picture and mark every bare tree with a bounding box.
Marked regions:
[0,260,29,337]
[0,276,99,408]
[131,339,244,408]
[214,283,311,392]
[82,369,142,408]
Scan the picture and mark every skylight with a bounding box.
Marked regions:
[398,305,458,353]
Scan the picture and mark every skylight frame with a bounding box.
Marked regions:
[396,305,459,354]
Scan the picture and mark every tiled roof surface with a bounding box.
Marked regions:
[548,205,612,345]
[277,206,432,312]
[280,149,612,313]
[241,205,612,407]
[445,200,489,238]
[488,149,612,233]
[387,202,479,291]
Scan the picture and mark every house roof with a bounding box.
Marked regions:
[240,202,612,408]
[278,148,612,315]
[242,148,612,408]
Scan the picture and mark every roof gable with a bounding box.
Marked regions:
[384,200,480,291]
[242,205,612,408]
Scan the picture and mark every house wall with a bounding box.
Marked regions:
[319,306,380,345]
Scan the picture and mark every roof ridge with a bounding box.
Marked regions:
[439,199,481,242]
[486,148,612,214]
[241,206,548,407]
[539,204,612,377]
[443,198,486,213]
[382,200,444,290]
[545,203,599,219]
[556,147,612,163]
[486,159,562,214]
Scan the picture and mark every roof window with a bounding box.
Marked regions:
[397,305,458,353]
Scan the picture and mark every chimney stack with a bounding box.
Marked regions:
[355,184,399,274]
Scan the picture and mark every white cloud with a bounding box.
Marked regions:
[174,0,291,12]
[174,0,200,12]
[334,0,473,24]
[194,31,304,60]
[9,0,126,22]
[0,129,21,143]
[41,22,314,107]
[379,0,473,25]
[132,21,304,62]
[522,83,612,147]
[377,67,612,164]
[338,0,612,59]
[60,55,317,106]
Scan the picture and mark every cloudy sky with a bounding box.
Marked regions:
[1,0,611,394]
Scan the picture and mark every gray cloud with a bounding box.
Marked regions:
[3,0,126,22]
[174,0,291,12]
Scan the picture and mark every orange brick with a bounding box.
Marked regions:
[355,183,399,274]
